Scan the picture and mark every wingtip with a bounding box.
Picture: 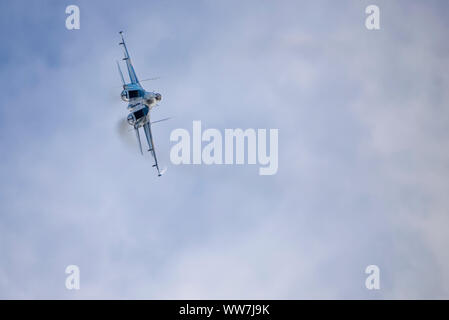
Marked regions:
[159,167,168,176]
[156,166,167,177]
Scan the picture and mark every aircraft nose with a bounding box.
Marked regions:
[155,93,162,101]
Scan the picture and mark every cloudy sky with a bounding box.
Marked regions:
[1,0,449,299]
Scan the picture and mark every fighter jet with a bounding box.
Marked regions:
[117,31,166,176]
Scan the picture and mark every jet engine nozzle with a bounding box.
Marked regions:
[121,90,129,102]
[127,113,136,126]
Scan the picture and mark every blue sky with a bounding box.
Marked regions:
[1,0,449,298]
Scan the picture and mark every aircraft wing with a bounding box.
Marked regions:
[143,121,164,176]
[119,31,139,84]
